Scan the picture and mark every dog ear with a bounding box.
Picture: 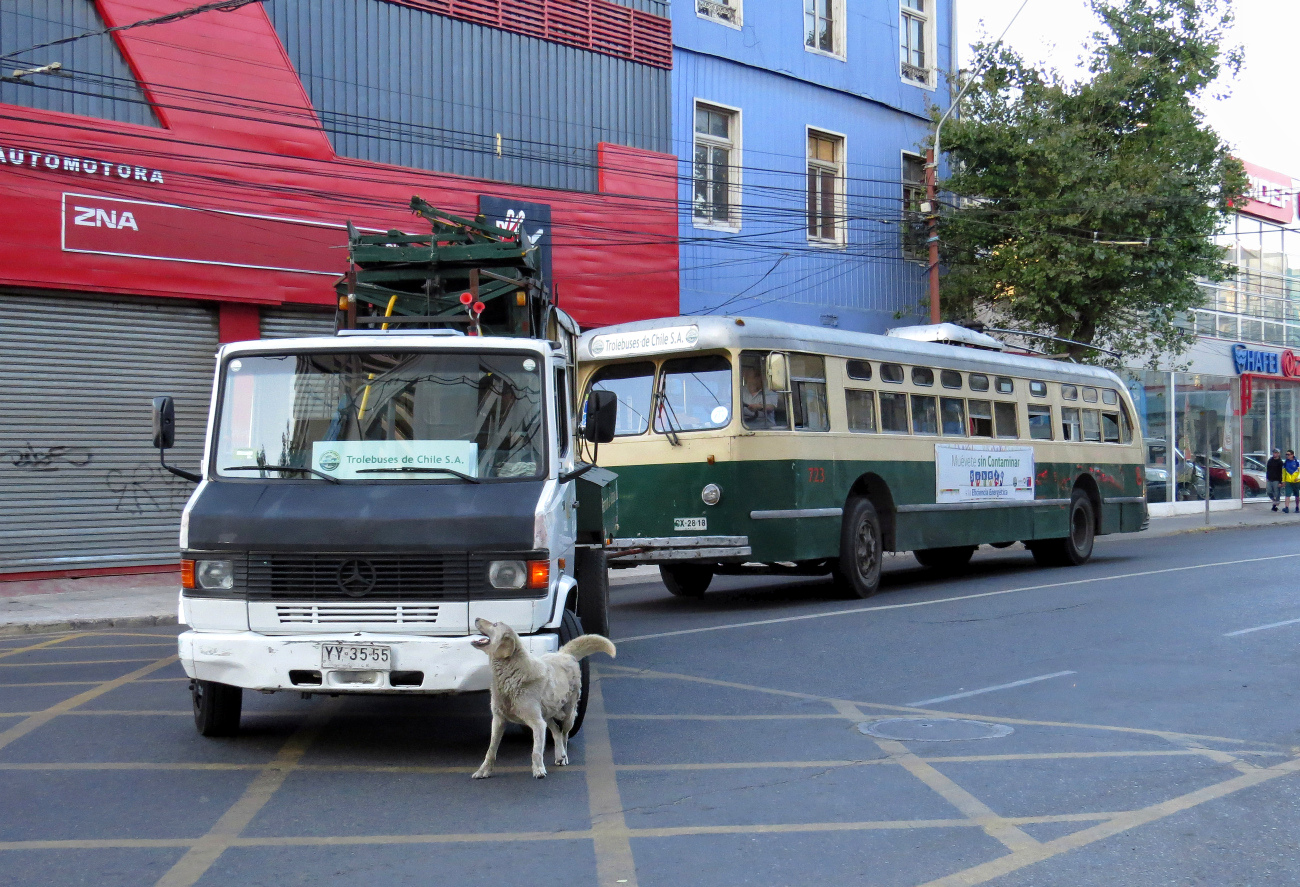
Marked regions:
[496,632,516,658]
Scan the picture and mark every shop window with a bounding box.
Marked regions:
[995,376,1014,394]
[879,391,909,432]
[1083,387,1098,403]
[1061,384,1078,401]
[1029,381,1047,398]
[912,366,934,386]
[911,395,938,434]
[693,103,740,229]
[1062,407,1082,441]
[940,370,962,389]
[995,402,1019,438]
[968,400,993,437]
[740,351,784,429]
[807,130,845,244]
[1082,409,1101,442]
[655,355,733,433]
[589,362,655,437]
[846,359,872,381]
[1102,411,1121,443]
[881,363,904,383]
[969,373,989,392]
[940,397,965,435]
[846,389,876,432]
[1102,389,1118,405]
[791,354,829,431]
[1028,404,1053,440]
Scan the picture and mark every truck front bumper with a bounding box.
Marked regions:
[177,630,559,693]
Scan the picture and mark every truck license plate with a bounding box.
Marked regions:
[674,517,706,531]
[321,644,392,669]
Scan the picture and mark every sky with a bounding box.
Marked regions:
[957,0,1300,179]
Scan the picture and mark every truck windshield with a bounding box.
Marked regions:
[214,351,545,481]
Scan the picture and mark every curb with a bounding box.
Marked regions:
[0,614,179,639]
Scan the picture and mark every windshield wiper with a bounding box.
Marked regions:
[221,465,340,484]
[354,466,482,483]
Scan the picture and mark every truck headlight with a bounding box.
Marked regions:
[488,560,527,589]
[701,483,722,506]
[195,560,234,590]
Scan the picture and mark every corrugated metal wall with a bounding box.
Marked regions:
[260,306,336,339]
[0,0,158,127]
[265,0,670,192]
[0,294,215,572]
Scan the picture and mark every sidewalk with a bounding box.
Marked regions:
[1,509,1294,636]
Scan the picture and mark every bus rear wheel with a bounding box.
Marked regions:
[660,564,714,597]
[913,546,976,572]
[1030,490,1096,567]
[833,497,882,599]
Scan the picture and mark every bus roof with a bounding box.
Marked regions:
[577,316,1126,388]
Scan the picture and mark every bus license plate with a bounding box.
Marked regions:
[674,517,707,531]
[321,644,392,669]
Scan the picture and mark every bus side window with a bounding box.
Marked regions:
[1101,411,1121,443]
[940,397,965,435]
[740,351,786,430]
[590,362,655,436]
[968,399,993,437]
[994,402,1019,438]
[1062,407,1081,441]
[1120,405,1134,443]
[1028,404,1053,440]
[879,391,909,433]
[969,374,989,392]
[846,390,876,432]
[790,354,829,431]
[1083,387,1099,403]
[846,360,872,381]
[1082,409,1102,441]
[911,395,938,434]
[1061,384,1078,401]
[880,363,905,383]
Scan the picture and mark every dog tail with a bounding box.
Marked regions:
[559,634,616,661]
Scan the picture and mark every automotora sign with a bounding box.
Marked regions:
[0,144,165,184]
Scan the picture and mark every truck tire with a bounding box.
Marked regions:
[192,679,242,737]
[1030,490,1096,567]
[913,546,976,572]
[832,497,882,599]
[558,609,590,736]
[660,564,713,597]
[574,547,611,637]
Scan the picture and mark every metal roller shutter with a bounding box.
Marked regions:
[260,305,335,339]
[0,293,218,573]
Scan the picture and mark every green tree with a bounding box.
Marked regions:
[936,0,1248,365]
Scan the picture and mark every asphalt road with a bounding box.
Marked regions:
[4,525,1300,886]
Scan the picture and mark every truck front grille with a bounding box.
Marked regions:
[247,553,471,601]
[275,604,441,625]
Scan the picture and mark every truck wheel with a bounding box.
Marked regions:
[913,546,976,572]
[191,679,242,737]
[1030,491,1096,567]
[832,497,882,599]
[558,609,590,736]
[574,547,611,637]
[660,564,713,597]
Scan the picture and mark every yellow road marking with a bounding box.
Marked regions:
[0,680,103,687]
[0,634,87,661]
[583,671,639,887]
[914,754,1300,887]
[30,642,178,651]
[0,659,163,667]
[152,699,338,887]
[0,762,263,772]
[0,655,178,753]
[609,713,846,720]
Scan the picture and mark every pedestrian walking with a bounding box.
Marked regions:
[1267,448,1284,511]
[1283,450,1300,514]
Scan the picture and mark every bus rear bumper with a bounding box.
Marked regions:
[608,536,751,564]
[177,630,559,693]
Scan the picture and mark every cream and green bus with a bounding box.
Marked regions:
[576,316,1147,599]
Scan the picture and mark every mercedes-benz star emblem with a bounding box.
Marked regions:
[336,559,377,597]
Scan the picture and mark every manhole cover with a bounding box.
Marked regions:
[858,717,1013,742]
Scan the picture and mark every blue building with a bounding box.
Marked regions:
[673,0,954,332]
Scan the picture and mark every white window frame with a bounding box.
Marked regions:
[692,100,742,232]
[901,149,927,260]
[696,0,741,29]
[899,0,937,89]
[804,0,846,60]
[806,126,847,247]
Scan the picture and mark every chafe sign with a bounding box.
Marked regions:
[1232,343,1300,377]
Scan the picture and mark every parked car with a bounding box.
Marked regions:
[1192,455,1260,498]
[1146,439,1203,502]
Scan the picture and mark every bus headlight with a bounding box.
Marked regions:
[701,483,722,506]
[195,560,234,590]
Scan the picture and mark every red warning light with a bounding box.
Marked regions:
[472,302,486,315]
[459,292,473,305]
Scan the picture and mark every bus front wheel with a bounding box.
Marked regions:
[1030,491,1096,567]
[660,564,714,597]
[833,497,882,599]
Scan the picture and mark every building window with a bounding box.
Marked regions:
[697,0,740,28]
[807,130,844,244]
[901,0,934,87]
[902,152,926,260]
[693,103,740,229]
[805,0,842,57]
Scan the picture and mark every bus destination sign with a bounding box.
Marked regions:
[935,444,1035,503]
[588,325,699,358]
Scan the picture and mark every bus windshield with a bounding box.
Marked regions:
[214,351,545,481]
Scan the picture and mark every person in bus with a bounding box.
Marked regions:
[741,364,779,428]
[1267,448,1284,512]
[1283,450,1300,514]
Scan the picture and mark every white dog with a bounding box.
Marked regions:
[470,617,616,779]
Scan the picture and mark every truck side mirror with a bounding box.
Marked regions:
[152,396,176,450]
[765,352,790,393]
[582,389,617,444]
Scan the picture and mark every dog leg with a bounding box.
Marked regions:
[526,714,549,778]
[549,718,568,766]
[472,713,506,779]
